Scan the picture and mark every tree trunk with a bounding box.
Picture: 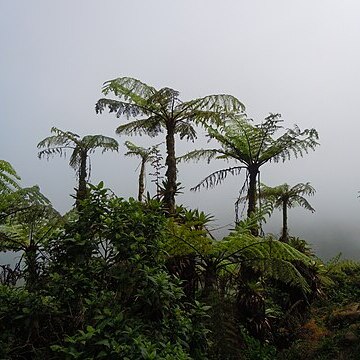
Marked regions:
[247,166,259,236]
[25,226,38,291]
[76,151,88,209]
[164,122,176,214]
[202,261,217,298]
[138,159,146,202]
[280,199,288,242]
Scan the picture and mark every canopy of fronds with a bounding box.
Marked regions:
[124,141,161,162]
[259,182,316,212]
[96,76,246,140]
[179,114,319,191]
[37,127,119,171]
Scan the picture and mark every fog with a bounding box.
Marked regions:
[1,0,360,261]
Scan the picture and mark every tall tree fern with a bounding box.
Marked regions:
[259,182,316,242]
[180,114,319,233]
[96,76,245,214]
[37,127,119,209]
[124,141,161,201]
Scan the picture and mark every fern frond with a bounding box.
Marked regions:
[190,166,245,191]
[101,77,156,104]
[0,160,21,193]
[179,94,245,117]
[177,149,222,163]
[116,117,164,137]
[83,135,119,154]
[95,99,155,118]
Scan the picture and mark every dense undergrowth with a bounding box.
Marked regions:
[1,183,359,359]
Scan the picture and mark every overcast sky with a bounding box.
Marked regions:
[1,0,360,260]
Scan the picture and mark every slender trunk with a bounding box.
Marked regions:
[138,159,146,202]
[247,166,259,236]
[25,225,37,291]
[280,199,288,242]
[164,122,176,214]
[25,245,38,291]
[203,261,217,298]
[76,151,88,209]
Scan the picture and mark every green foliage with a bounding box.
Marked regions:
[0,183,209,358]
[322,257,360,305]
[37,127,119,170]
[0,185,50,222]
[215,230,313,292]
[165,207,214,256]
[239,326,278,360]
[0,160,21,194]
[259,182,316,212]
[0,285,59,358]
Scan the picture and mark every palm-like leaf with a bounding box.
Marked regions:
[124,141,160,160]
[259,182,315,211]
[116,117,164,137]
[0,160,21,193]
[38,127,118,174]
[216,231,312,292]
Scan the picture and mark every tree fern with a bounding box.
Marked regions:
[38,127,119,208]
[124,141,161,201]
[181,113,319,231]
[96,76,245,213]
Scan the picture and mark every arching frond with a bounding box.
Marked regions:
[191,166,245,191]
[259,182,316,213]
[0,160,21,193]
[37,127,79,161]
[83,135,119,154]
[178,94,245,121]
[289,196,315,212]
[16,185,50,206]
[175,120,197,141]
[95,99,155,119]
[215,232,312,291]
[0,185,50,221]
[116,117,164,137]
[178,149,224,163]
[38,127,119,188]
[0,203,61,252]
[37,127,80,149]
[101,77,156,105]
[124,141,160,160]
[264,126,319,164]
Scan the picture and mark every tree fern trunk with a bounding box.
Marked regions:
[281,200,288,242]
[76,151,88,209]
[247,166,259,236]
[138,160,146,202]
[164,122,176,214]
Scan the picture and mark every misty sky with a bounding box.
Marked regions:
[1,0,360,260]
